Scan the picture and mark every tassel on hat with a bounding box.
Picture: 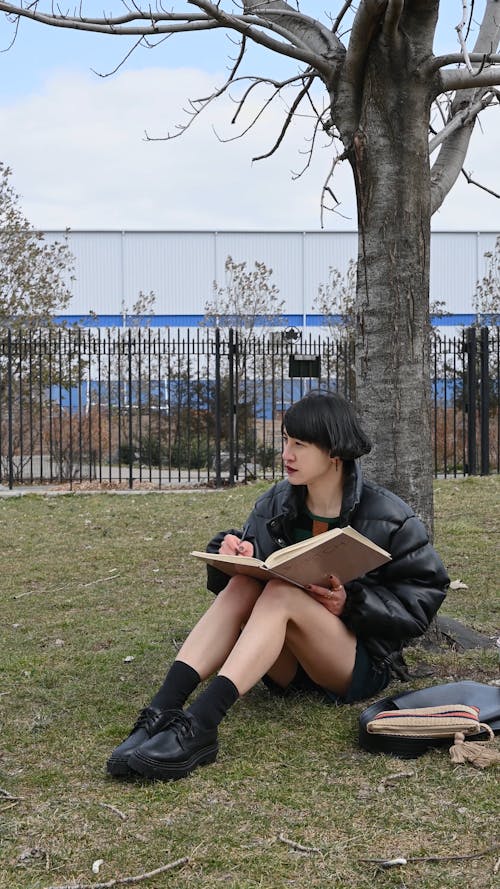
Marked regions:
[449,723,500,769]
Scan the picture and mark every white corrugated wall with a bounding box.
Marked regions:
[41,229,499,322]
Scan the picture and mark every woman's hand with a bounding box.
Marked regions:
[306,574,346,616]
[219,533,254,558]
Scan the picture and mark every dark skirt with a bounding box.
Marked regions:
[262,639,391,705]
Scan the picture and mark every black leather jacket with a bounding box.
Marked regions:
[206,461,449,677]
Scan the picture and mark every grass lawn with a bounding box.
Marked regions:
[0,476,498,889]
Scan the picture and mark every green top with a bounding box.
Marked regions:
[293,506,342,543]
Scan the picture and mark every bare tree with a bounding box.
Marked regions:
[0,163,77,481]
[473,235,500,325]
[1,2,500,529]
[0,162,74,329]
[313,260,357,342]
[204,255,285,343]
[203,255,285,470]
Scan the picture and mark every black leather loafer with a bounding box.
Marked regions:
[106,706,176,778]
[128,710,218,781]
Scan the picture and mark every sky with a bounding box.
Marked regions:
[0,1,499,232]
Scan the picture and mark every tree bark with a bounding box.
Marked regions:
[342,20,437,533]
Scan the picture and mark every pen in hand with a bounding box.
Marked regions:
[236,527,248,554]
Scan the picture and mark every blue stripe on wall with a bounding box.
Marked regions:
[54,313,477,328]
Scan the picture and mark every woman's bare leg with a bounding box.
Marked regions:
[175,575,263,679]
[219,578,356,696]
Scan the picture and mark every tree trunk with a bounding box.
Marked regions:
[346,30,436,534]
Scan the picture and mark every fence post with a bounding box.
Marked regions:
[479,326,490,476]
[7,328,14,489]
[214,327,222,487]
[465,326,478,476]
[228,328,236,486]
[127,329,134,489]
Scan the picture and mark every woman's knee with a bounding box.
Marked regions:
[256,579,297,611]
[217,575,263,615]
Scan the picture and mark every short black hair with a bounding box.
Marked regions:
[283,389,372,460]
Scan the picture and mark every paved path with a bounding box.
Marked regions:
[0,483,218,497]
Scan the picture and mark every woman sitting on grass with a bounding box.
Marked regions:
[107,390,449,781]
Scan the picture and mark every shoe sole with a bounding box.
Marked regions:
[106,755,138,779]
[128,743,219,781]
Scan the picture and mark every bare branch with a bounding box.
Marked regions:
[0,3,220,34]
[431,108,477,214]
[0,8,19,50]
[429,90,496,154]
[191,1,334,75]
[230,71,315,126]
[91,35,145,78]
[42,857,189,889]
[441,62,500,90]
[288,79,338,186]
[455,0,474,73]
[331,1,355,35]
[252,74,315,162]
[430,52,500,74]
[0,0,334,73]
[143,35,251,144]
[431,0,500,213]
[461,166,500,199]
[243,0,344,59]
[320,149,350,228]
[219,83,289,144]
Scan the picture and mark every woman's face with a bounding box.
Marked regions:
[282,428,337,486]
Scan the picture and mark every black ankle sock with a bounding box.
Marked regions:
[150,660,200,711]
[187,675,240,731]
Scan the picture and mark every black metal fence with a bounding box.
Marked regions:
[0,326,498,488]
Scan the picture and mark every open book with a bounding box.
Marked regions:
[191,525,391,591]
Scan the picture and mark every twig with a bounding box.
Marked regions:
[360,842,500,867]
[99,802,127,821]
[81,574,121,588]
[42,856,189,889]
[461,167,500,199]
[14,572,121,599]
[379,770,415,784]
[0,787,23,801]
[13,582,73,599]
[278,833,321,854]
[377,770,415,792]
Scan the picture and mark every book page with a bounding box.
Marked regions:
[265,530,391,587]
[191,527,391,589]
[265,525,389,570]
[264,526,345,569]
[191,551,266,570]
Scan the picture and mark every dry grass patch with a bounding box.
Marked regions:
[0,478,498,889]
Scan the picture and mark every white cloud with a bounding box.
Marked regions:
[1,64,499,232]
[1,67,355,230]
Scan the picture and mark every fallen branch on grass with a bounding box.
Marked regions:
[81,574,121,589]
[0,787,23,801]
[99,802,127,821]
[42,856,189,889]
[360,842,500,868]
[13,573,121,599]
[278,833,322,854]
